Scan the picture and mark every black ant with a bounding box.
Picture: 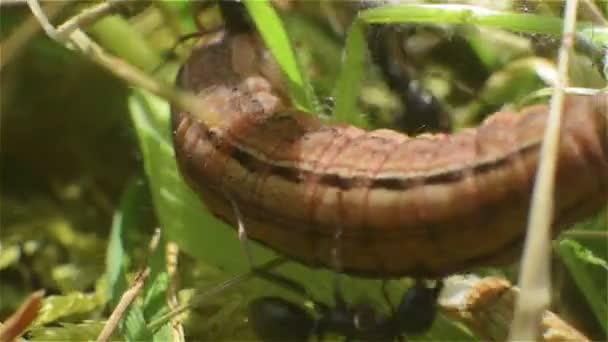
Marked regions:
[249,269,442,341]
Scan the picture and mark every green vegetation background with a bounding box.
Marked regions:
[1,1,606,341]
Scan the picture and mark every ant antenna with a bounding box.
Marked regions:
[148,257,287,332]
[253,266,329,310]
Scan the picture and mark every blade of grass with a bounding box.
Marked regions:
[357,3,592,35]
[333,21,368,126]
[120,298,153,342]
[141,231,173,341]
[243,0,317,112]
[106,179,149,307]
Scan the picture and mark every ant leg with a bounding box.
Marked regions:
[184,258,285,322]
[228,196,255,269]
[253,267,331,312]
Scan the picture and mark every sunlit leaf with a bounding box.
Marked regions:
[123,304,153,341]
[34,292,104,327]
[356,3,587,34]
[29,321,105,342]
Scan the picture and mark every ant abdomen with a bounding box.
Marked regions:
[249,296,315,342]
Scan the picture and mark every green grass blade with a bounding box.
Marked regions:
[243,0,317,112]
[29,322,105,342]
[34,292,104,327]
[333,22,368,126]
[357,4,582,35]
[123,304,153,341]
[106,179,149,307]
[142,232,173,340]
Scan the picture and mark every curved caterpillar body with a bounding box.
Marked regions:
[172,31,608,277]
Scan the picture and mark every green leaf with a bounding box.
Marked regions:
[143,272,169,320]
[156,0,198,36]
[333,21,368,126]
[243,0,317,112]
[29,321,105,342]
[555,239,608,332]
[576,25,608,49]
[34,292,104,326]
[142,236,172,339]
[123,304,153,341]
[572,26,608,81]
[90,15,162,72]
[106,179,149,307]
[152,324,174,342]
[357,3,577,35]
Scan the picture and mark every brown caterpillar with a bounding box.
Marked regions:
[172,31,607,277]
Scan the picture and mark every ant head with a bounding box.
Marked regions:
[249,296,314,342]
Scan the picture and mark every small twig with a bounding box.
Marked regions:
[56,0,130,40]
[96,267,151,342]
[519,86,602,106]
[562,229,608,239]
[0,0,27,7]
[0,0,67,71]
[97,228,161,342]
[166,241,185,342]
[0,290,45,342]
[509,0,580,340]
[71,29,223,123]
[24,0,60,40]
